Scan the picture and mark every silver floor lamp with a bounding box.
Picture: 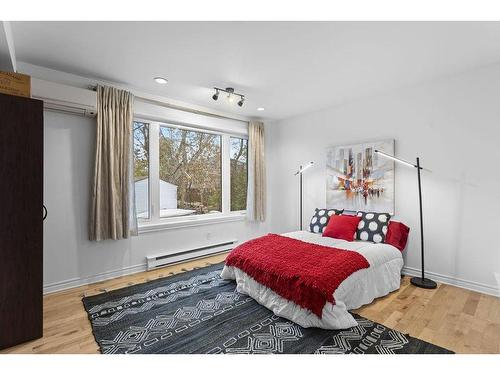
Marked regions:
[374,149,436,289]
[294,162,314,230]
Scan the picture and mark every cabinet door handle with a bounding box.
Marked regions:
[43,205,47,221]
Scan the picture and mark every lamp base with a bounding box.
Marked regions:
[410,276,437,289]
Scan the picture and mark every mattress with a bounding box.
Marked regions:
[221,230,403,329]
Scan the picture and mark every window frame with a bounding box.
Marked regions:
[134,117,248,232]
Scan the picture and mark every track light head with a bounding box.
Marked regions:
[212,89,219,101]
[237,96,245,107]
[225,87,235,103]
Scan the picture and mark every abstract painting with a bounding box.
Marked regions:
[326,139,395,214]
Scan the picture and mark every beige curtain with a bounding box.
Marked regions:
[89,85,137,241]
[246,121,266,222]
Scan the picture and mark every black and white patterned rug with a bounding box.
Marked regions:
[82,263,453,354]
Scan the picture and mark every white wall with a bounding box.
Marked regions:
[43,110,268,293]
[267,63,500,296]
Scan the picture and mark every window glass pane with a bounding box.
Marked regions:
[159,125,222,217]
[230,137,248,211]
[133,121,150,219]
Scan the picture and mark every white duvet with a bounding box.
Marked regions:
[220,231,403,329]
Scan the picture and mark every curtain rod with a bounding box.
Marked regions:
[89,85,249,124]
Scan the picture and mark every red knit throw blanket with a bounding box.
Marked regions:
[225,234,370,318]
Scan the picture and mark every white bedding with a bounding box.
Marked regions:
[220,231,403,329]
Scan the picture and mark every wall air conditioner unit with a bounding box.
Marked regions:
[31,78,97,117]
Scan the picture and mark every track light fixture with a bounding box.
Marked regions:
[212,87,245,107]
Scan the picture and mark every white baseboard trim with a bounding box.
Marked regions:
[44,262,500,298]
[43,263,147,295]
[43,248,231,295]
[402,266,499,297]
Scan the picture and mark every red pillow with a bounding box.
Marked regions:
[322,215,361,241]
[385,221,410,251]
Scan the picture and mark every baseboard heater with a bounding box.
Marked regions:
[146,239,238,271]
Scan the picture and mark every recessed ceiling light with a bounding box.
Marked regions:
[257,107,265,111]
[154,77,168,84]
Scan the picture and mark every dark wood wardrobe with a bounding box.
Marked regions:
[0,92,43,350]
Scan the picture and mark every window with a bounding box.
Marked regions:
[133,122,150,219]
[159,125,222,217]
[230,137,248,211]
[133,120,248,226]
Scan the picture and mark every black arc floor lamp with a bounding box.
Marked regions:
[374,149,437,289]
[294,162,314,230]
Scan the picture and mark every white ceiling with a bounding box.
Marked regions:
[10,21,500,120]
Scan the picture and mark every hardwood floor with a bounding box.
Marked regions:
[1,253,499,354]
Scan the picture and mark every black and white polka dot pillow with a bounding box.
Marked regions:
[355,211,391,243]
[309,208,343,233]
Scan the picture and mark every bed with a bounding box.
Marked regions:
[221,230,403,329]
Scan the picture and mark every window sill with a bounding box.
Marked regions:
[138,212,247,234]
